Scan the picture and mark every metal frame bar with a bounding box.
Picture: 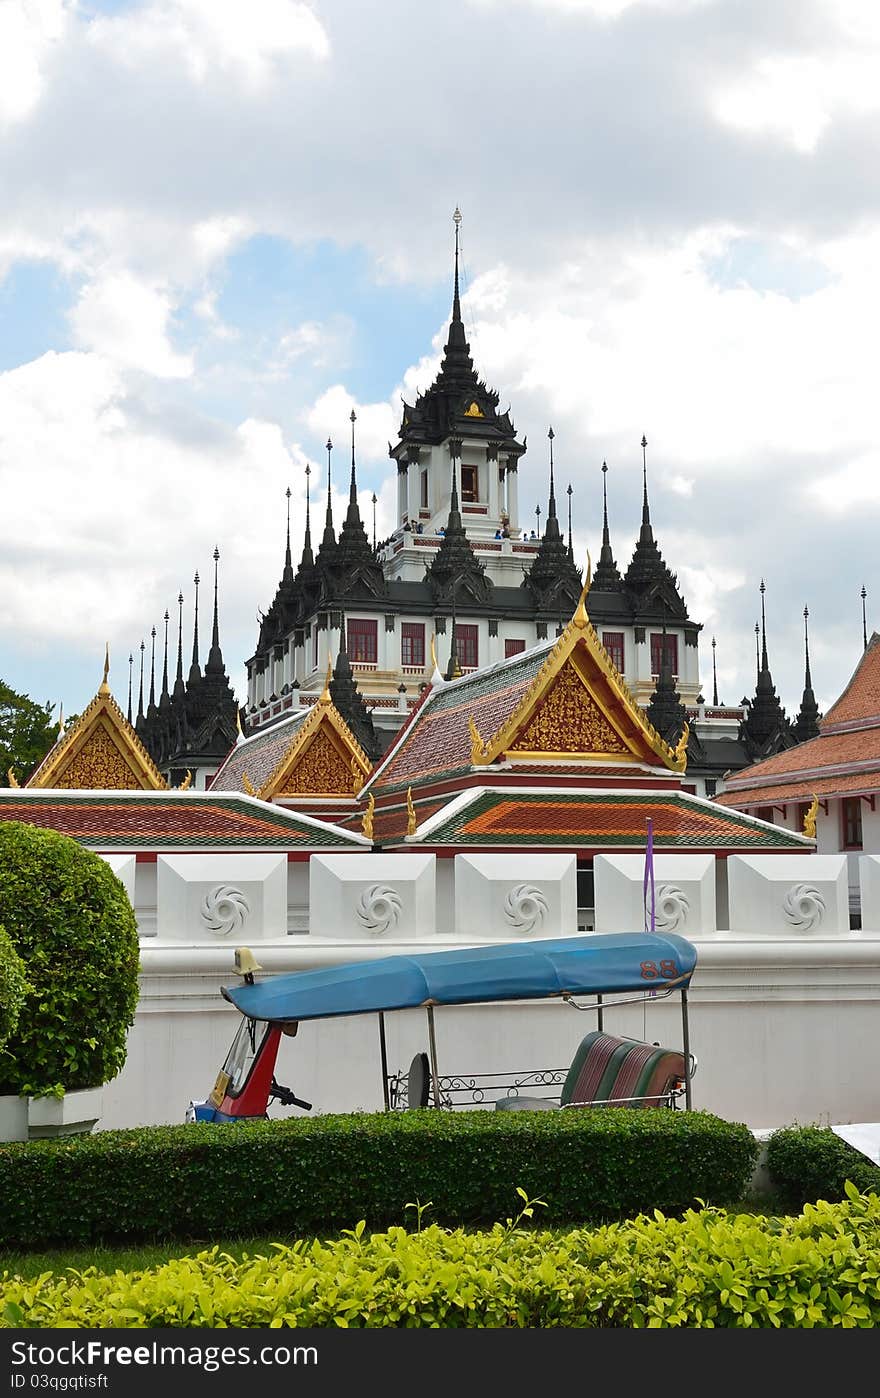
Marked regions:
[378,1012,390,1112]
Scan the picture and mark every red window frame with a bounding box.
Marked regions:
[401,622,425,668]
[457,624,479,670]
[841,797,863,850]
[602,631,625,673]
[650,632,679,677]
[460,464,478,502]
[505,639,526,659]
[347,618,378,665]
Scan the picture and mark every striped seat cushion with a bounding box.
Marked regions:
[562,1031,686,1109]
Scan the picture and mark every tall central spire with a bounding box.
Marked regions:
[173,591,185,700]
[205,546,226,675]
[760,578,769,675]
[640,434,653,541]
[593,459,623,591]
[188,570,201,686]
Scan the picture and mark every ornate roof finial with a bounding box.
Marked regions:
[148,626,156,711]
[362,791,375,842]
[174,590,186,701]
[57,701,64,739]
[759,578,768,674]
[100,642,110,695]
[189,570,201,685]
[794,604,821,743]
[573,553,593,628]
[711,635,718,707]
[593,459,623,592]
[406,785,417,837]
[137,640,145,724]
[284,486,293,577]
[566,482,573,559]
[127,651,133,723]
[452,206,463,326]
[803,605,812,690]
[300,463,314,567]
[160,609,170,708]
[429,632,444,686]
[754,620,760,680]
[862,585,868,652]
[371,491,377,553]
[547,426,555,508]
[349,409,358,503]
[535,502,541,537]
[640,434,652,535]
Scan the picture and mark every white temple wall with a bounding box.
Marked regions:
[92,850,880,1134]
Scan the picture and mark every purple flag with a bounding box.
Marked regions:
[643,817,655,934]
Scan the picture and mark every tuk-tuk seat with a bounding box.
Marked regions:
[495,1030,691,1112]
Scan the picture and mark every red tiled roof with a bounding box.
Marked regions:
[722,726,880,789]
[394,788,806,850]
[716,769,880,807]
[210,713,308,792]
[0,792,367,849]
[821,632,880,730]
[369,644,552,794]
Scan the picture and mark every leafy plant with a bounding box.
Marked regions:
[0,925,28,1055]
[0,1107,757,1248]
[767,1125,880,1208]
[3,1187,880,1328]
[0,821,139,1097]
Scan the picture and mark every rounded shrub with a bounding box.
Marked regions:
[0,923,28,1054]
[0,821,139,1097]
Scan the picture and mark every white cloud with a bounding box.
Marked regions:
[89,0,330,86]
[304,385,397,468]
[0,0,67,126]
[69,273,194,379]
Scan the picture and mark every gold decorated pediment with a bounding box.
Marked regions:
[260,691,371,800]
[508,662,630,757]
[464,401,484,418]
[472,562,683,772]
[27,676,167,791]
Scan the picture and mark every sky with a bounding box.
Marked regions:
[1,0,879,727]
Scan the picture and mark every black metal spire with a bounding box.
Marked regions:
[862,585,868,651]
[794,604,821,743]
[148,625,157,712]
[323,436,334,536]
[755,621,760,680]
[283,486,293,581]
[316,437,340,576]
[646,610,688,746]
[301,464,314,565]
[188,570,201,686]
[623,435,687,614]
[426,447,492,605]
[127,651,133,724]
[137,640,145,725]
[547,426,556,520]
[160,610,171,711]
[566,482,574,562]
[524,428,582,608]
[741,579,794,758]
[173,591,186,701]
[205,546,225,675]
[372,492,377,553]
[593,459,623,591]
[639,434,652,540]
[330,618,380,761]
[711,635,718,707]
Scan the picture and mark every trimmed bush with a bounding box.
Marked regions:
[4,1187,879,1328]
[0,925,27,1054]
[0,821,139,1097]
[0,1107,756,1248]
[768,1125,880,1208]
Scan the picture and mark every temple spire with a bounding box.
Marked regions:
[205,547,225,675]
[547,426,557,518]
[566,482,574,561]
[301,464,313,564]
[760,578,769,675]
[316,438,339,574]
[148,626,157,711]
[593,460,623,591]
[640,434,653,540]
[173,591,186,700]
[711,635,718,707]
[741,579,793,758]
[452,206,463,325]
[188,571,201,686]
[349,409,358,504]
[794,604,821,743]
[127,652,133,724]
[137,640,145,725]
[862,585,868,651]
[324,437,334,532]
[283,487,293,580]
[160,610,170,709]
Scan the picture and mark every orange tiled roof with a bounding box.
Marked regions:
[393,788,807,850]
[820,632,880,730]
[0,791,367,850]
[716,768,880,807]
[721,725,880,790]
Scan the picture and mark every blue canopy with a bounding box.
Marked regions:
[222,932,697,1023]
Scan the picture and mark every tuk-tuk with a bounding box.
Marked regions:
[187,931,698,1123]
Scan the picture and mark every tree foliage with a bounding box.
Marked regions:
[0,821,140,1097]
[0,681,58,783]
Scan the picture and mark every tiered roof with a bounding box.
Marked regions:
[0,790,368,851]
[719,633,880,809]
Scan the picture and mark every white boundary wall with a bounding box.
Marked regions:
[96,853,880,1133]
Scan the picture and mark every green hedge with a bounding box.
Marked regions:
[0,821,139,1096]
[0,924,28,1053]
[0,1108,756,1248]
[768,1126,880,1208]
[4,1187,879,1328]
